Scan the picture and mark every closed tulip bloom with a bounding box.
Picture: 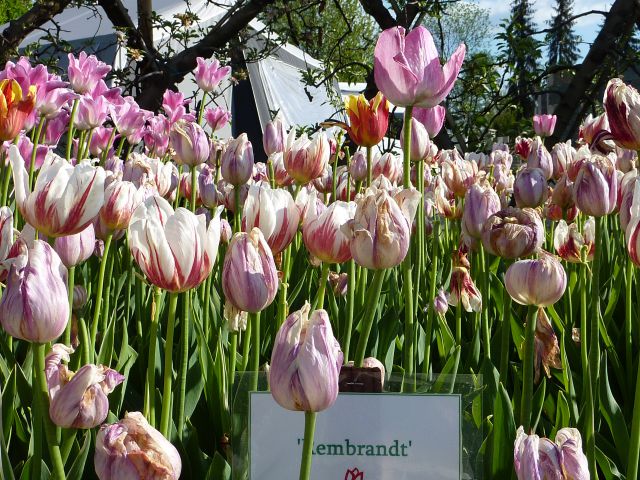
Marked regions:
[554,219,595,263]
[341,92,389,147]
[550,140,575,179]
[374,26,465,108]
[414,105,446,137]
[505,251,567,307]
[204,106,231,133]
[222,228,278,313]
[263,114,287,155]
[626,181,640,266]
[10,146,106,237]
[194,57,231,92]
[54,223,96,268]
[198,164,219,208]
[514,167,548,208]
[527,137,553,180]
[303,195,356,263]
[604,77,640,151]
[243,182,300,255]
[532,114,556,137]
[0,239,68,343]
[572,154,617,217]
[74,95,109,131]
[128,195,222,292]
[401,117,431,162]
[270,303,342,412]
[220,133,254,186]
[45,344,124,428]
[284,130,330,184]
[0,206,13,263]
[95,411,182,480]
[481,207,544,259]
[100,180,144,231]
[341,185,420,269]
[373,152,402,184]
[349,149,368,182]
[170,120,210,166]
[462,179,500,240]
[0,79,36,141]
[514,426,588,480]
[434,287,449,315]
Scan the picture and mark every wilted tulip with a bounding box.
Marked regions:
[220,133,253,186]
[263,114,287,155]
[572,154,617,217]
[532,114,556,137]
[328,272,348,297]
[100,179,144,231]
[284,130,330,184]
[514,426,588,480]
[243,182,300,255]
[128,196,222,292]
[481,208,544,259]
[447,251,482,312]
[270,303,342,412]
[505,251,566,307]
[604,77,640,151]
[303,195,356,264]
[0,239,68,343]
[526,137,553,180]
[170,120,210,166]
[45,344,124,428]
[440,150,477,197]
[73,285,88,310]
[374,26,465,108]
[95,411,182,480]
[461,179,500,240]
[341,185,420,270]
[54,223,96,268]
[554,219,595,263]
[10,146,106,237]
[340,92,389,147]
[514,167,548,208]
[222,228,278,313]
[533,308,561,382]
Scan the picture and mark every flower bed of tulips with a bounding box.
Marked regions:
[0,24,639,480]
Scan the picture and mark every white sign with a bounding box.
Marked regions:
[249,392,461,480]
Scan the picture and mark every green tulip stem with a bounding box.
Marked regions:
[366,145,373,187]
[414,159,425,316]
[63,266,75,345]
[190,165,198,213]
[28,115,45,191]
[455,302,462,346]
[590,216,602,398]
[65,98,79,161]
[229,331,238,387]
[343,259,356,362]
[312,262,331,311]
[268,157,276,189]
[520,305,538,431]
[499,261,513,386]
[160,291,179,438]
[197,90,208,125]
[627,334,640,479]
[299,411,317,480]
[33,343,67,480]
[479,245,490,359]
[250,311,262,392]
[626,259,634,387]
[401,106,415,383]
[277,244,292,327]
[144,287,163,425]
[90,233,113,360]
[176,289,191,439]
[422,219,438,376]
[353,269,386,367]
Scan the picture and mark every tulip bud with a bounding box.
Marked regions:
[170,120,210,166]
[54,223,96,268]
[270,303,342,412]
[461,179,500,240]
[222,228,278,313]
[532,114,556,137]
[481,207,544,259]
[373,152,402,184]
[100,180,144,232]
[341,185,420,269]
[198,164,219,208]
[45,344,124,428]
[572,154,618,217]
[221,133,254,186]
[349,150,368,182]
[220,218,232,244]
[514,167,548,208]
[401,117,431,162]
[505,251,566,307]
[303,195,356,264]
[263,115,287,156]
[604,78,640,151]
[0,206,14,264]
[284,130,330,184]
[0,239,69,343]
[527,137,553,180]
[73,285,88,310]
[95,411,182,479]
[434,287,449,315]
[414,105,446,138]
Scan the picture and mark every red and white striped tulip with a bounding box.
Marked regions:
[100,179,145,232]
[303,193,356,264]
[604,78,640,151]
[284,130,330,185]
[554,219,595,263]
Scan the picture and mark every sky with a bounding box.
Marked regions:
[477,0,613,60]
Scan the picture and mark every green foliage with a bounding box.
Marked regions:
[546,0,580,66]
[0,0,31,24]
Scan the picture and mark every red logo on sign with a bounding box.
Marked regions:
[344,467,364,479]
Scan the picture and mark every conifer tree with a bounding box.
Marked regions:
[546,0,580,66]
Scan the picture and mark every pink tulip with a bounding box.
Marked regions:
[579,113,612,153]
[204,106,231,132]
[67,52,111,94]
[0,206,13,266]
[372,152,402,184]
[400,118,431,162]
[144,114,171,157]
[43,111,69,146]
[194,57,231,92]
[74,94,109,131]
[461,178,500,240]
[505,251,566,307]
[303,194,356,263]
[550,140,575,180]
[220,133,254,186]
[170,120,210,166]
[263,114,287,156]
[434,287,449,315]
[374,26,465,108]
[526,137,553,180]
[514,167,548,208]
[162,89,194,124]
[54,223,96,268]
[413,105,446,137]
[37,85,76,119]
[284,130,330,184]
[447,251,482,312]
[110,97,151,144]
[198,164,219,208]
[100,180,144,231]
[440,149,477,197]
[271,152,294,187]
[532,114,556,137]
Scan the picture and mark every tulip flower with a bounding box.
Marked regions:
[284,130,330,184]
[621,174,639,231]
[626,181,640,266]
[481,207,544,259]
[505,251,567,307]
[194,57,231,92]
[328,272,348,297]
[271,151,294,187]
[170,120,210,166]
[514,426,588,480]
[37,84,76,119]
[550,140,575,179]
[110,97,151,144]
[67,52,111,94]
[434,287,449,315]
[461,178,500,240]
[144,114,171,157]
[0,206,13,264]
[514,167,548,208]
[198,164,220,208]
[341,185,420,270]
[401,116,431,162]
[532,114,556,137]
[349,149,368,182]
[220,133,254,186]
[604,77,640,150]
[54,223,96,268]
[447,251,482,313]
[100,179,145,231]
[440,149,477,197]
[95,411,182,480]
[73,285,88,310]
[554,219,595,263]
[263,114,287,155]
[338,92,389,147]
[74,94,109,131]
[128,195,222,292]
[10,146,106,237]
[414,105,446,137]
[45,344,124,428]
[0,239,68,343]
[312,164,333,194]
[243,182,300,255]
[303,195,356,264]
[270,302,342,412]
[372,151,402,184]
[222,228,278,313]
[533,308,561,382]
[580,112,612,152]
[526,137,553,180]
[572,154,618,217]
[373,26,465,108]
[204,106,231,132]
[0,79,36,141]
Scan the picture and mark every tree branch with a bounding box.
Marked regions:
[358,0,396,30]
[532,10,608,35]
